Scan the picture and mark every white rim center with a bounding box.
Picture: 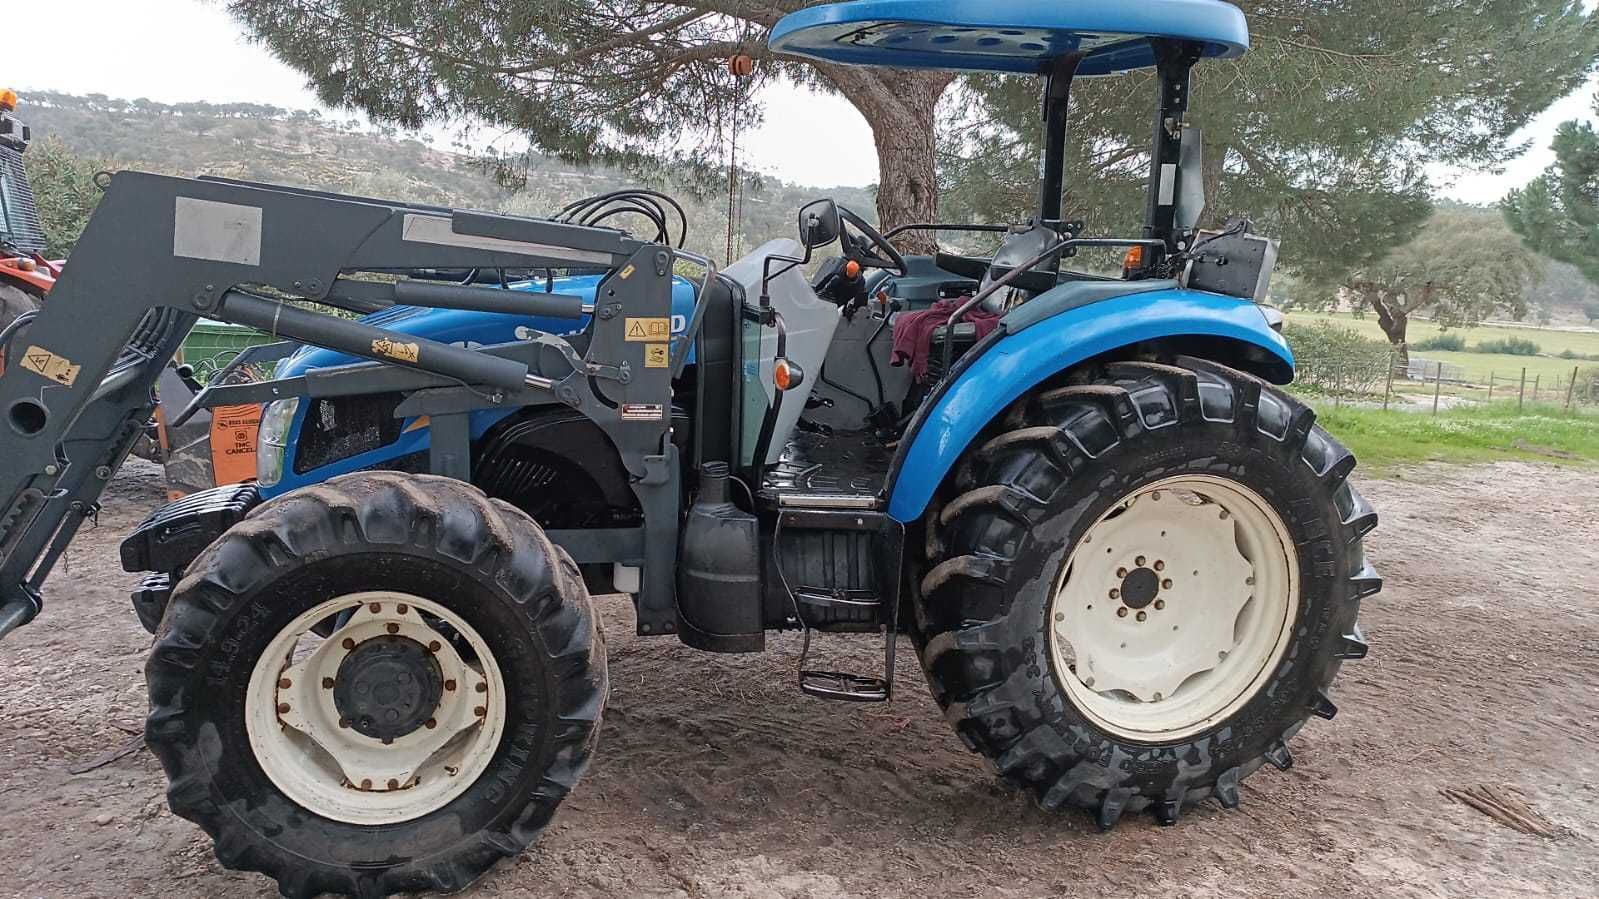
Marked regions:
[244,591,507,825]
[1048,475,1299,741]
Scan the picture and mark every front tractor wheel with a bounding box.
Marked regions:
[917,358,1380,827]
[146,472,606,898]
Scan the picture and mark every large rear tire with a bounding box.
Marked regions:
[0,281,42,371]
[146,472,606,897]
[916,358,1380,827]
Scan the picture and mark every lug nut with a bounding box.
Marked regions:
[1162,579,1173,589]
[1117,607,1129,618]
[1109,588,1121,600]
[276,703,290,714]
[339,717,351,729]
[428,640,442,653]
[444,679,457,692]
[425,718,437,729]
[1151,491,1162,500]
[1136,611,1147,622]
[1245,576,1255,586]
[322,677,335,689]
[1135,555,1147,567]
[387,779,400,790]
[1154,560,1165,572]
[342,637,356,651]
[278,678,292,690]
[369,602,381,613]
[396,603,409,615]
[1117,567,1128,578]
[475,682,487,694]
[386,623,400,635]
[1219,509,1230,520]
[474,706,487,717]
[1154,599,1166,610]
[1153,692,1164,701]
[360,779,372,790]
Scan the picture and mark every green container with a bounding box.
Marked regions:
[180,321,274,384]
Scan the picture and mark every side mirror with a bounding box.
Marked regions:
[798,199,842,250]
[1175,127,1207,233]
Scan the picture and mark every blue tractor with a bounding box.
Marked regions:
[96,1,1381,895]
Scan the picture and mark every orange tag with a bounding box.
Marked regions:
[209,403,262,486]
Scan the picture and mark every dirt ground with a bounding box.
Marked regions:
[1,459,1597,899]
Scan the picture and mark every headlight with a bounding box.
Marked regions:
[255,398,300,487]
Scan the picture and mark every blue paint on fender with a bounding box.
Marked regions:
[885,288,1293,522]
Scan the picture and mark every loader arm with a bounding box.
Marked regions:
[0,172,687,640]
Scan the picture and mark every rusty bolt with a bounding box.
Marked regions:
[322,677,335,689]
[1136,611,1147,622]
[276,703,290,714]
[360,779,372,790]
[1154,599,1166,611]
[1162,579,1173,590]
[342,637,356,651]
[369,602,381,613]
[1154,560,1165,572]
[1117,567,1128,578]
[278,678,292,690]
[387,779,400,790]
[428,640,442,653]
[425,718,437,729]
[386,623,400,635]
[474,706,487,717]
[396,603,409,615]
[1117,607,1129,618]
[475,682,487,694]
[1135,555,1146,567]
[444,679,457,692]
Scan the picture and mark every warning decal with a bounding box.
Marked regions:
[624,318,672,342]
[209,403,261,486]
[372,337,421,363]
[621,403,665,421]
[644,345,669,368]
[19,345,82,387]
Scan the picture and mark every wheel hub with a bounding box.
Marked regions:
[1048,475,1299,740]
[333,636,444,742]
[1119,567,1161,610]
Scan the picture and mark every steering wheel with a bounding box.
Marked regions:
[837,206,908,277]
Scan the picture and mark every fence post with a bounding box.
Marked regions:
[1433,361,1443,415]
[1334,363,1343,409]
[1487,371,1495,402]
[1567,365,1579,412]
[1533,373,1540,402]
[1518,367,1527,412]
[1382,352,1395,411]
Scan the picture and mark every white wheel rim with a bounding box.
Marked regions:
[1048,475,1299,742]
[244,591,507,825]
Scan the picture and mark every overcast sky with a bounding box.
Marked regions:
[10,0,1598,205]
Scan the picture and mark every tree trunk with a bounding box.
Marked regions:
[822,67,952,255]
[1365,287,1410,374]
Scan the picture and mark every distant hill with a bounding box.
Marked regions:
[15,90,876,265]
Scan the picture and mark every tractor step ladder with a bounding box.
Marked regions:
[773,504,903,703]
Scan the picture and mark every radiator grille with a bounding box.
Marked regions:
[0,146,46,255]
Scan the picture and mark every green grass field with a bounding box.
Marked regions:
[1285,311,1599,388]
[1312,402,1599,474]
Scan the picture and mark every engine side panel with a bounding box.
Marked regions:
[884,287,1294,523]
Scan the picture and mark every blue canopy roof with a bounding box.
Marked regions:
[769,0,1249,76]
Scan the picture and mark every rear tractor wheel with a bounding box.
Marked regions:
[918,358,1380,827]
[146,472,606,897]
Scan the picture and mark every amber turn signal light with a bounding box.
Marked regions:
[1122,245,1145,274]
[774,358,805,392]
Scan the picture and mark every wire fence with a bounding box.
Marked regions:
[1294,352,1599,414]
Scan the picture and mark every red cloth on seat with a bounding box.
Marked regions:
[891,298,1002,380]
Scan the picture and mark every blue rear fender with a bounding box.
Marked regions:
[884,287,1294,523]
